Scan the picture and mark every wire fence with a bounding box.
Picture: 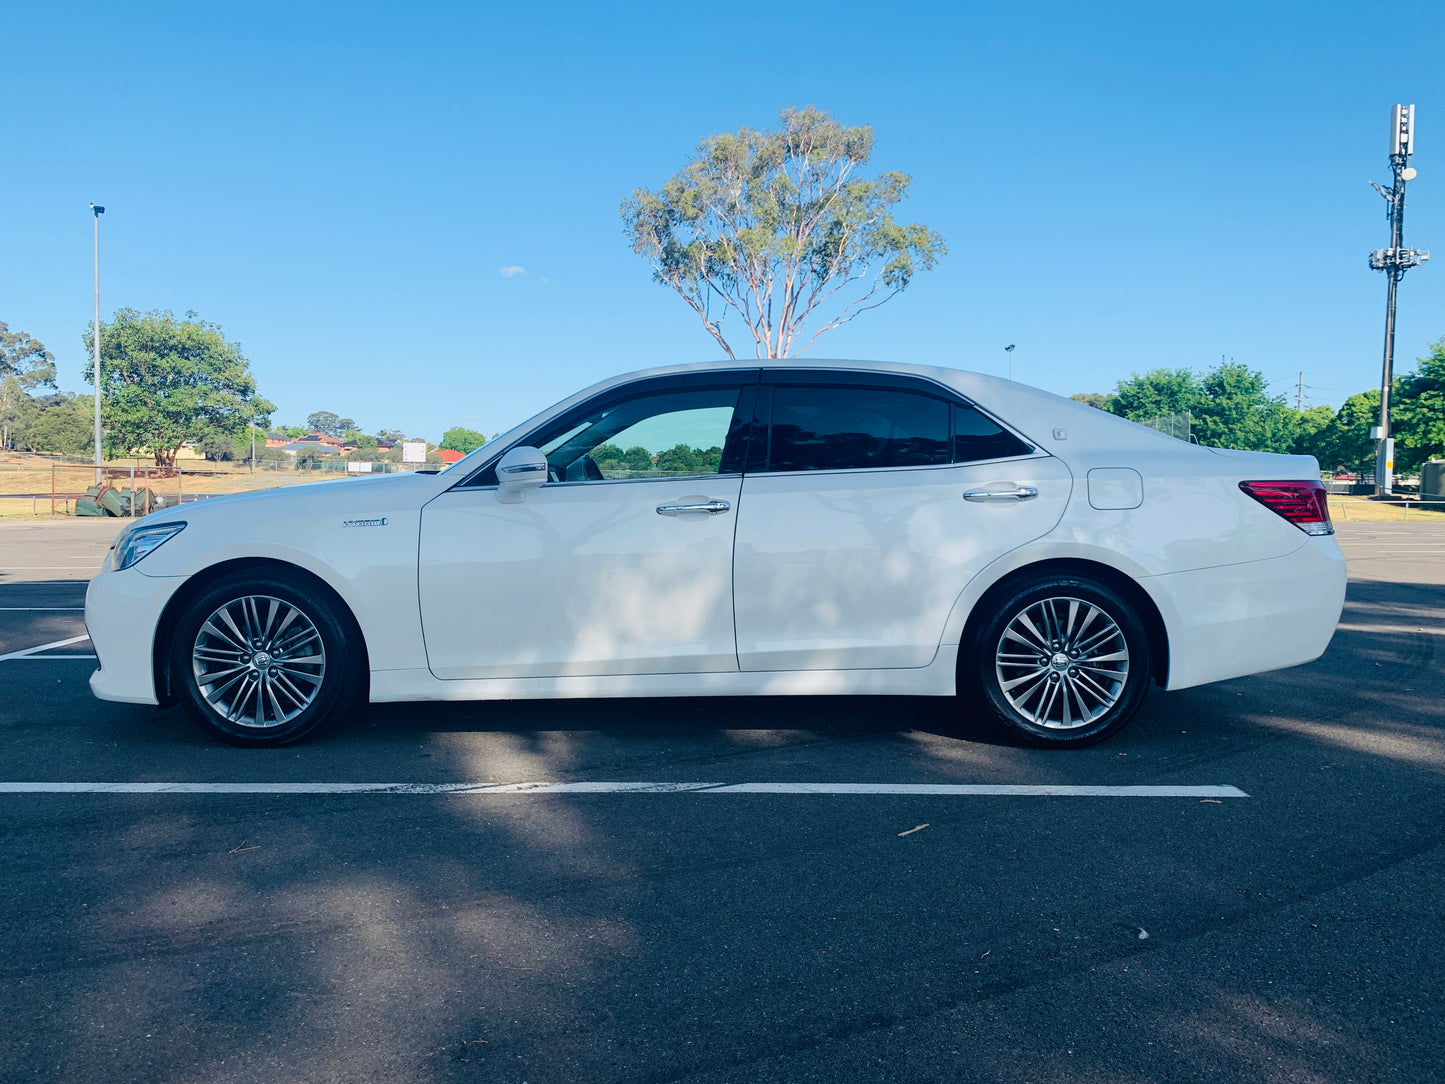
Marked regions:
[45,458,440,517]
[1137,411,1193,442]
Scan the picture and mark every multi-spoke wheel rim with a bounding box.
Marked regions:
[192,595,326,729]
[995,596,1129,730]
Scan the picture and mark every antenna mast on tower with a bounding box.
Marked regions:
[1368,105,1429,495]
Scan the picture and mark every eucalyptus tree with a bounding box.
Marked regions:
[622,107,946,359]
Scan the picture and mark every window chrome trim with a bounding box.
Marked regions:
[460,471,745,493]
[746,452,1050,480]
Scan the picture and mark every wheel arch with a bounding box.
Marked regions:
[152,557,371,707]
[955,558,1169,690]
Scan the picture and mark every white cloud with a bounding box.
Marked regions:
[499,265,526,278]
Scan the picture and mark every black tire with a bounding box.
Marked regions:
[171,570,361,747]
[962,574,1152,748]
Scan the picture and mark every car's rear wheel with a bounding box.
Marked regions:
[964,574,1152,748]
[171,571,359,747]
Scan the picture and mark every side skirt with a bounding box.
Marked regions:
[369,647,959,703]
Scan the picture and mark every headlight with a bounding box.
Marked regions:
[112,522,186,571]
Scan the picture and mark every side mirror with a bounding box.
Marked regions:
[495,446,549,504]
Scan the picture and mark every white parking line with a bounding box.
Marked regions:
[0,781,1250,797]
[0,634,91,662]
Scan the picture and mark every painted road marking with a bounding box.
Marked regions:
[0,782,1250,797]
[0,634,91,662]
[7,655,98,660]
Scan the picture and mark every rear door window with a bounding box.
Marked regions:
[766,386,951,472]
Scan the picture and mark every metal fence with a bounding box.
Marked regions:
[47,458,441,517]
[1136,411,1193,442]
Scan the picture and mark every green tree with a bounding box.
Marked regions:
[1110,368,1201,421]
[1189,362,1290,451]
[1311,391,1381,475]
[86,309,274,467]
[1,322,58,448]
[654,444,700,474]
[24,394,94,455]
[623,446,654,472]
[621,106,946,359]
[440,426,487,454]
[1289,404,1336,462]
[305,410,354,438]
[375,428,406,445]
[1393,338,1445,473]
[0,376,37,449]
[0,322,56,390]
[1069,392,1116,411]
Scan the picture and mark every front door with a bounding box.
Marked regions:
[418,379,753,680]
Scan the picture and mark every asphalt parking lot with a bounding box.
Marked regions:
[1,519,1441,1083]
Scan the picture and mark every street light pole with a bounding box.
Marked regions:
[1004,343,1016,381]
[90,204,105,485]
[1368,106,1429,496]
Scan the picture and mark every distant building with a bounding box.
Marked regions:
[436,448,466,465]
[279,440,343,457]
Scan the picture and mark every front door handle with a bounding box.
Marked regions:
[963,486,1039,503]
[657,499,732,516]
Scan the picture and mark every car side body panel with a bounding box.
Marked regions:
[733,456,1073,670]
[84,360,1347,718]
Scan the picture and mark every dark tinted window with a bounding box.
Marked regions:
[768,386,950,471]
[954,405,1033,462]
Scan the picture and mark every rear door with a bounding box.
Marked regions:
[732,372,1072,671]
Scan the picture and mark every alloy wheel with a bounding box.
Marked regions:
[191,594,326,729]
[994,596,1129,729]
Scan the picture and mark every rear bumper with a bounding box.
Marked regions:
[85,569,185,705]
[1150,536,1347,691]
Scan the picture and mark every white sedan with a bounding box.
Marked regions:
[85,361,1346,748]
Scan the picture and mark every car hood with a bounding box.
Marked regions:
[136,470,440,528]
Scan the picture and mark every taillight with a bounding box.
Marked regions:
[1239,480,1334,536]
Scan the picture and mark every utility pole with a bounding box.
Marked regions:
[1368,105,1429,496]
[90,204,105,484]
[1297,372,1305,412]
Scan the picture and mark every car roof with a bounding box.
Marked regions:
[447,358,1206,481]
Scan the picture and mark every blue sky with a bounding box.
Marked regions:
[4,0,1442,441]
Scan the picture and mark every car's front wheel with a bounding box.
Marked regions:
[965,574,1152,748]
[171,571,359,747]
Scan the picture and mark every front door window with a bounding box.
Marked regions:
[538,388,741,482]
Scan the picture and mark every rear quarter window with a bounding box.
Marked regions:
[953,404,1033,462]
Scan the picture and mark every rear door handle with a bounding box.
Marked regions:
[657,499,731,516]
[963,486,1039,503]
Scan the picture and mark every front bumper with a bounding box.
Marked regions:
[86,568,186,705]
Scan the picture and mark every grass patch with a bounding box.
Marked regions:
[1329,497,1445,523]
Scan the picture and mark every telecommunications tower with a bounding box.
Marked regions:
[1368,105,1429,495]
